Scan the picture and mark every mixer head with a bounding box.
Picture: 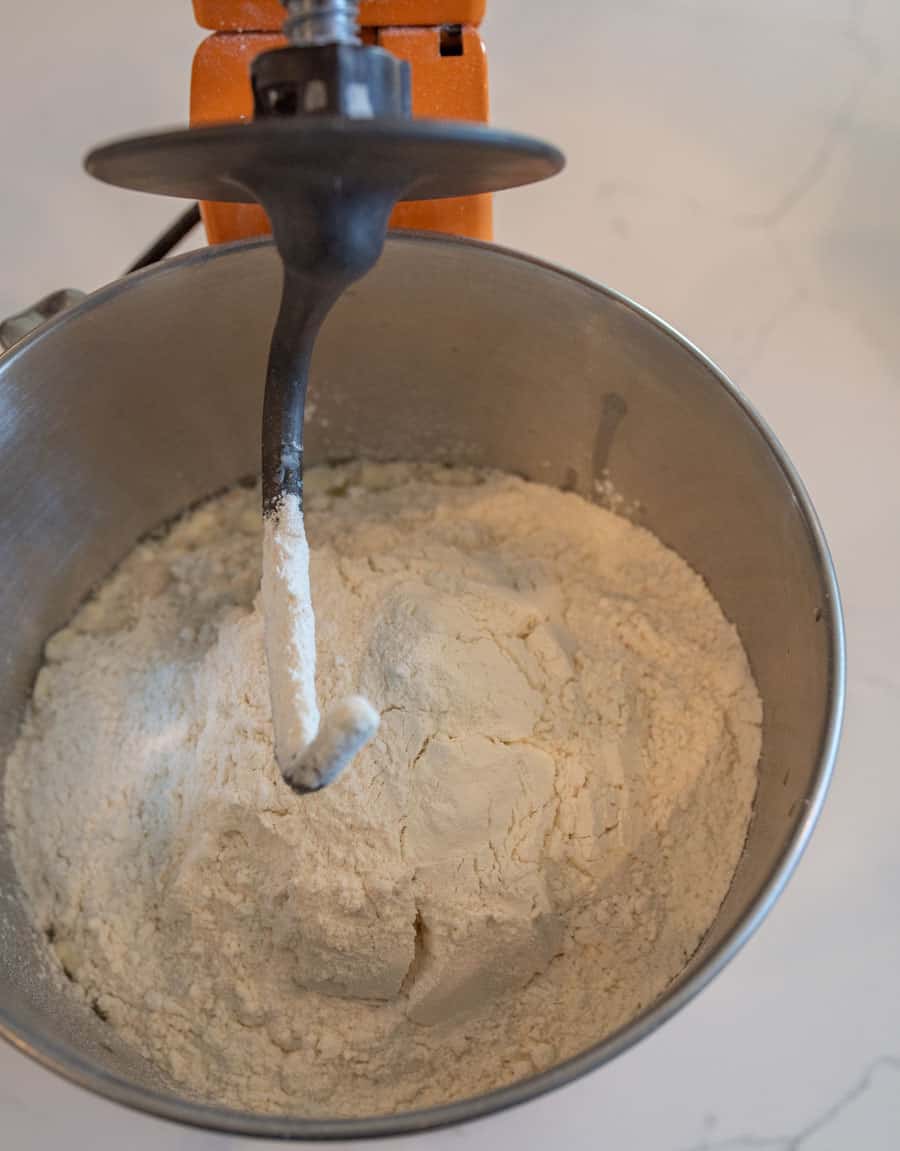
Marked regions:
[85,0,564,514]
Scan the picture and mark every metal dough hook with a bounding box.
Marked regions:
[85,0,564,791]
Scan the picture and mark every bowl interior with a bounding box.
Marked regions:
[0,236,841,1137]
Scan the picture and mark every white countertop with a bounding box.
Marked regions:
[3,0,899,1146]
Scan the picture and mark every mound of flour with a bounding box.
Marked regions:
[5,463,761,1116]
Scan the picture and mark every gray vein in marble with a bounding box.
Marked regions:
[846,0,868,36]
[735,2,879,231]
[679,1056,900,1150]
[736,232,809,379]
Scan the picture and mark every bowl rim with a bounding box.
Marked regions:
[0,231,846,1140]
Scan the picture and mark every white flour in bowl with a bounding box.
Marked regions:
[4,463,761,1116]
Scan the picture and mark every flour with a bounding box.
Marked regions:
[262,491,378,791]
[262,494,321,767]
[5,463,762,1117]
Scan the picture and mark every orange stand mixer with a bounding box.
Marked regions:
[191,0,493,244]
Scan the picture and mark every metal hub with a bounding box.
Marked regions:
[283,0,362,46]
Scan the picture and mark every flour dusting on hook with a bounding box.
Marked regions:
[262,491,378,791]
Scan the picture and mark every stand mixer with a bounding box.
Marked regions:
[0,1,844,1137]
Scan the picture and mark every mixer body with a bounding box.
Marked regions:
[191,0,493,242]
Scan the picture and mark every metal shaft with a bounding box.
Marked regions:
[283,0,361,46]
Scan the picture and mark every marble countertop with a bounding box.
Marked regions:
[3,0,898,1146]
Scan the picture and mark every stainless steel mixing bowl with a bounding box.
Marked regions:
[0,234,844,1138]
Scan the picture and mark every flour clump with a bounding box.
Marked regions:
[5,463,762,1116]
